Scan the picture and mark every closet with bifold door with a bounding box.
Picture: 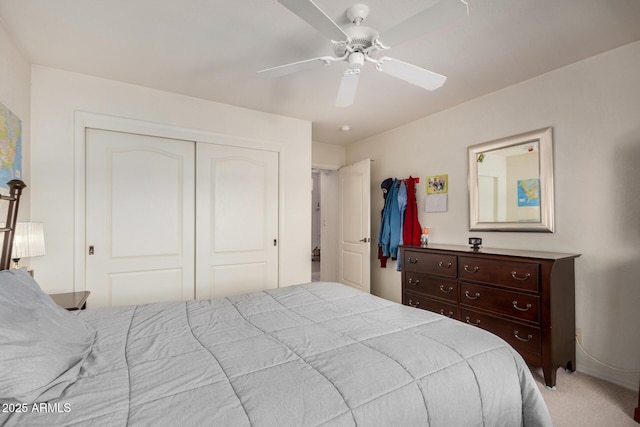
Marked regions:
[84,128,279,308]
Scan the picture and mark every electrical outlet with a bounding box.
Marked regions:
[575,328,582,344]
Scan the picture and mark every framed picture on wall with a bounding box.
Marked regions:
[427,174,448,194]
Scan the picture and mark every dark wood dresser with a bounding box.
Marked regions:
[400,244,580,388]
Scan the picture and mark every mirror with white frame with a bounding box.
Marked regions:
[468,127,554,232]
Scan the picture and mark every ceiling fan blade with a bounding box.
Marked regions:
[378,0,469,47]
[259,56,336,78]
[336,69,361,107]
[375,57,446,91]
[278,0,350,42]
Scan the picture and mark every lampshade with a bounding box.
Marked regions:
[12,222,46,259]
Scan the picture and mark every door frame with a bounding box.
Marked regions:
[73,112,283,294]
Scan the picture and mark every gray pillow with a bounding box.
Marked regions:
[0,269,95,403]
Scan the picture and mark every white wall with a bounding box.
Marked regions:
[347,41,640,390]
[0,24,30,219]
[312,141,345,169]
[30,65,312,293]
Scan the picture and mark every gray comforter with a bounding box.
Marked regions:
[2,282,552,426]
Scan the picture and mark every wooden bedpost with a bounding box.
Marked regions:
[0,179,27,271]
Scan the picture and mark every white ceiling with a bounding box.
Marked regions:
[1,0,640,145]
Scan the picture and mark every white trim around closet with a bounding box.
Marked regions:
[73,111,285,294]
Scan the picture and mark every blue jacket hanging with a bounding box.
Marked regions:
[378,179,402,259]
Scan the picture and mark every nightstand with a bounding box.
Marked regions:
[49,291,90,311]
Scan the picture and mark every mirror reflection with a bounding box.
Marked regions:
[477,140,540,223]
[468,128,554,232]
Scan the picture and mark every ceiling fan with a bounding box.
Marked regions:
[259,0,469,107]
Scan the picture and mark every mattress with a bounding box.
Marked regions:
[1,282,552,426]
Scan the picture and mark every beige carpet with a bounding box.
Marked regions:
[530,367,638,426]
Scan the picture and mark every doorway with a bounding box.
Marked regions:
[310,159,371,292]
[311,169,339,282]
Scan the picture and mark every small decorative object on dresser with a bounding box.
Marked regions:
[469,237,482,251]
[49,291,91,311]
[400,244,580,389]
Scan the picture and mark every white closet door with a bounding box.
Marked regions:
[195,143,279,299]
[85,129,195,308]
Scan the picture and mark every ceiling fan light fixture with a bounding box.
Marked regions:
[348,52,365,68]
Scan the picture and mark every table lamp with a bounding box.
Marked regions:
[11,222,46,270]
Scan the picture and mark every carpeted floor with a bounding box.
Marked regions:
[530,367,638,426]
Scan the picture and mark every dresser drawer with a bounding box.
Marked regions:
[404,292,458,319]
[461,308,542,362]
[459,282,540,323]
[458,257,539,292]
[404,272,458,302]
[404,251,457,277]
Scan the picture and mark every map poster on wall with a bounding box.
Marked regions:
[0,101,22,191]
[517,178,540,207]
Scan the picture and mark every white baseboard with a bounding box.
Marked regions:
[576,356,639,391]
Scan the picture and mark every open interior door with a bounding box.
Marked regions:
[338,159,371,293]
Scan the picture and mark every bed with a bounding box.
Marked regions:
[0,182,552,426]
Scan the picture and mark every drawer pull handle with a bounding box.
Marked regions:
[440,309,455,318]
[511,271,531,281]
[514,330,533,342]
[408,257,419,264]
[465,316,481,326]
[407,299,420,308]
[439,285,453,294]
[438,261,453,269]
[464,265,479,273]
[407,278,420,286]
[512,301,532,312]
[464,290,480,300]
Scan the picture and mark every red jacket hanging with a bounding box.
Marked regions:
[402,177,422,246]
